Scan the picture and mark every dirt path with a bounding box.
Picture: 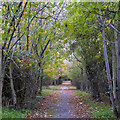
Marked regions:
[26,81,91,118]
[49,81,78,118]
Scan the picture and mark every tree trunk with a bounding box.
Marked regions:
[117,29,120,117]
[99,7,118,117]
[110,26,117,101]
[81,68,83,91]
[102,27,118,117]
[111,43,117,100]
[0,46,3,120]
[9,61,17,106]
[85,80,88,92]
[91,79,99,100]
[40,68,43,94]
[117,1,120,116]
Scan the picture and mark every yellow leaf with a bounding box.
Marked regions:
[4,50,7,54]
[107,42,109,45]
[23,1,26,4]
[23,12,26,15]
[109,19,111,23]
[103,11,105,14]
[79,102,83,104]
[105,20,108,23]
[74,17,76,20]
[112,20,114,24]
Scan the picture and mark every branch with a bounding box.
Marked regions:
[9,32,25,51]
[6,74,11,79]
[27,2,49,28]
[106,22,120,34]
[2,2,23,50]
[11,58,20,69]
[6,2,28,50]
[73,53,81,63]
[40,38,50,57]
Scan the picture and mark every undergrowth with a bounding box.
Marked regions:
[48,85,60,90]
[2,85,59,118]
[2,107,30,118]
[41,89,53,96]
[75,90,116,118]
[41,85,60,96]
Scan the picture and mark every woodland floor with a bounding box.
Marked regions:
[26,81,93,118]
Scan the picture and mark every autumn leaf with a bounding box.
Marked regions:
[112,20,114,24]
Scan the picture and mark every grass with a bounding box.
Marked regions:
[69,86,76,89]
[41,88,53,96]
[75,90,116,118]
[75,90,90,100]
[48,85,60,90]
[2,107,30,118]
[89,104,115,118]
[40,85,60,96]
[75,90,89,96]
[2,85,60,118]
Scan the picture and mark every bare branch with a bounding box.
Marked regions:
[6,2,28,50]
[73,53,81,63]
[9,32,25,51]
[106,23,120,34]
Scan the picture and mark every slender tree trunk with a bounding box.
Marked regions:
[110,27,117,101]
[85,78,88,92]
[102,27,118,117]
[81,68,83,91]
[117,30,120,117]
[0,1,2,119]
[84,62,89,92]
[40,68,43,94]
[117,1,120,116]
[99,7,118,117]
[9,61,17,106]
[112,43,116,100]
[0,47,3,120]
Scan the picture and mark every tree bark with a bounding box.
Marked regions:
[85,74,88,92]
[117,0,120,116]
[0,45,3,120]
[99,7,118,117]
[9,61,17,106]
[111,43,116,100]
[102,27,118,117]
[40,68,43,94]
[81,68,83,91]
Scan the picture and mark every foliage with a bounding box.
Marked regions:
[41,85,60,96]
[2,107,31,118]
[89,105,115,118]
[1,1,120,118]
[48,85,60,90]
[75,90,116,118]
[40,88,53,96]
[75,91,89,96]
